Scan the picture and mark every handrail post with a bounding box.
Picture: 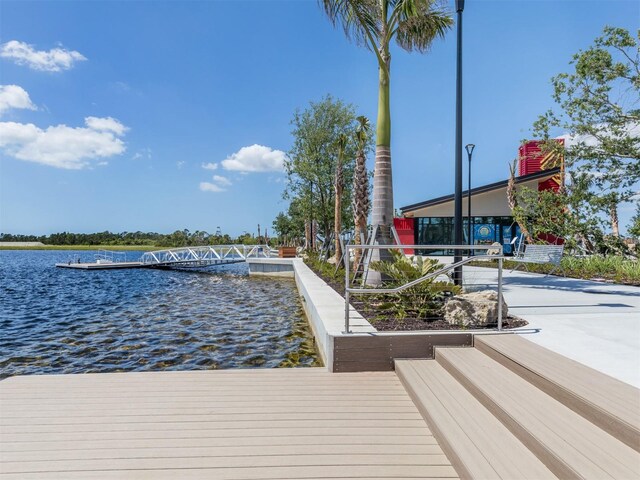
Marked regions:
[344,244,351,334]
[497,255,503,331]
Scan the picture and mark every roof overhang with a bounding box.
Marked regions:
[400,167,561,214]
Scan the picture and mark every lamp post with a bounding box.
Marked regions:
[453,0,465,286]
[465,144,475,248]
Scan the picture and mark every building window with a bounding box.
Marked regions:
[414,216,517,255]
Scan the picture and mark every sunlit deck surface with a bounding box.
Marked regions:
[0,367,457,479]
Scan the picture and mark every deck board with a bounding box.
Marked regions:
[0,368,458,479]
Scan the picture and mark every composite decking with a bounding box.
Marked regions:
[0,367,458,479]
[397,334,640,480]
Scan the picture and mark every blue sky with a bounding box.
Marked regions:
[0,0,638,237]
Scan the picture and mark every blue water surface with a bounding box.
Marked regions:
[0,250,318,378]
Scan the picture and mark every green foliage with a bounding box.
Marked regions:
[370,250,461,319]
[531,26,640,235]
[629,204,640,239]
[512,171,632,256]
[283,95,370,249]
[471,256,640,285]
[0,229,264,248]
[304,251,345,281]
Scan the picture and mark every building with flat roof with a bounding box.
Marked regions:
[397,141,563,255]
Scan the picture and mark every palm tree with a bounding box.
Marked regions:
[334,134,348,266]
[353,115,371,269]
[320,0,453,282]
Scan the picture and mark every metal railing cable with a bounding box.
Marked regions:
[343,244,504,334]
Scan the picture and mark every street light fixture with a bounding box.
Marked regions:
[465,143,475,248]
[453,0,465,286]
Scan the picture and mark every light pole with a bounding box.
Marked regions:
[453,0,465,286]
[466,144,475,248]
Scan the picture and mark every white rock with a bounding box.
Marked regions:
[444,290,508,327]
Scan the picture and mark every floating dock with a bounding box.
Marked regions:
[55,261,146,270]
[55,244,273,270]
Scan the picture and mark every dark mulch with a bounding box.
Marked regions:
[369,316,528,332]
[306,260,528,332]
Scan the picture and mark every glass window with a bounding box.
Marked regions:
[414,216,516,255]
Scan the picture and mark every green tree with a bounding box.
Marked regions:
[629,203,640,239]
[272,198,306,246]
[320,0,453,274]
[511,169,629,255]
[284,95,359,250]
[533,26,640,236]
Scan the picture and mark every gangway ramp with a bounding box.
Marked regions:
[140,245,272,268]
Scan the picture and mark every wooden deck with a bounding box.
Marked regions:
[0,367,458,479]
[397,335,640,480]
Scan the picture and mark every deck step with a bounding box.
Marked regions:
[436,347,640,480]
[395,359,556,480]
[475,334,640,451]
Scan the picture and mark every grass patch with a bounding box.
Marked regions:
[470,255,640,286]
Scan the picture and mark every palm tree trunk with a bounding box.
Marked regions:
[334,184,343,265]
[368,59,394,285]
[610,202,619,237]
[352,149,370,270]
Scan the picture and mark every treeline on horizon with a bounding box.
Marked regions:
[0,230,271,248]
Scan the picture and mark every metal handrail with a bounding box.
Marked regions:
[343,244,504,333]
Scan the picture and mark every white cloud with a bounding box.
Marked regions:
[0,40,87,72]
[0,85,36,116]
[199,182,225,193]
[177,161,186,169]
[202,162,218,170]
[212,175,232,186]
[0,116,127,169]
[132,148,152,160]
[199,174,232,193]
[221,144,285,172]
[557,122,640,148]
[85,116,128,135]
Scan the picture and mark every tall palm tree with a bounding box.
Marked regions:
[353,115,371,269]
[334,134,348,265]
[320,0,453,282]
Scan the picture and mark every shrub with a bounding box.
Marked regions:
[370,250,461,319]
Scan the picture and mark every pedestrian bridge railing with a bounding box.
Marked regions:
[140,245,272,268]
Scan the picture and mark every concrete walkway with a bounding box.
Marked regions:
[463,266,640,388]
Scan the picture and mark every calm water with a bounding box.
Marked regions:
[0,250,319,378]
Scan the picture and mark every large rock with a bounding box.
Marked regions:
[444,290,508,327]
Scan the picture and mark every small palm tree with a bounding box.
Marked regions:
[320,0,453,283]
[353,115,371,269]
[334,134,348,265]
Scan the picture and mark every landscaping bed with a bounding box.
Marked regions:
[304,254,527,332]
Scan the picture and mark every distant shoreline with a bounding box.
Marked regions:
[0,245,155,251]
